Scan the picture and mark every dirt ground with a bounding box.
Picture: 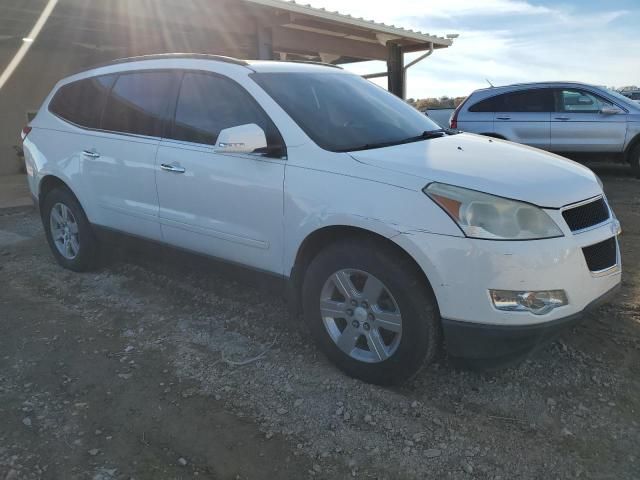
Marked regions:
[0,166,639,480]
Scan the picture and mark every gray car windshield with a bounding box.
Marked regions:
[251,72,443,152]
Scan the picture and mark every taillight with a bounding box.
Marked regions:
[449,105,461,129]
[449,97,469,130]
[21,126,32,141]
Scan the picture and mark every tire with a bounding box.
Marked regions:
[302,238,441,385]
[42,187,99,272]
[630,144,640,179]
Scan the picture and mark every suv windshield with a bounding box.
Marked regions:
[251,72,442,152]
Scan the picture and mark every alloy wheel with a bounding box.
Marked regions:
[49,202,80,260]
[320,269,402,363]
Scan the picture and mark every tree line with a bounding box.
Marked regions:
[407,96,467,111]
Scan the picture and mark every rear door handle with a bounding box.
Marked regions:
[82,149,100,158]
[160,163,186,174]
[554,116,570,121]
[496,116,511,120]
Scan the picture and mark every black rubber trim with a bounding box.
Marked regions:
[442,283,621,367]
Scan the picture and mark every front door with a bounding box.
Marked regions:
[550,88,628,153]
[155,71,286,274]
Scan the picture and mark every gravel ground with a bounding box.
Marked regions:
[0,169,639,479]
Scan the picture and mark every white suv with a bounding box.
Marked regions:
[23,55,622,384]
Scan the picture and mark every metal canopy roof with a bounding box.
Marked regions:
[244,0,452,61]
[0,0,452,65]
[0,0,454,102]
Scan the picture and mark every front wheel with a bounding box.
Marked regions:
[630,144,640,179]
[302,239,441,385]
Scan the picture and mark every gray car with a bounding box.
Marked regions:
[451,82,640,175]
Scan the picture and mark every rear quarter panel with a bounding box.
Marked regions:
[23,121,91,214]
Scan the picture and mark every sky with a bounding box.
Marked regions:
[304,0,640,98]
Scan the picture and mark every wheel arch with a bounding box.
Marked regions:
[286,225,436,317]
[624,132,640,163]
[38,175,81,213]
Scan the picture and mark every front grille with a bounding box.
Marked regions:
[562,197,610,232]
[582,237,617,272]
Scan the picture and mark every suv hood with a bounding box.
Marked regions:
[349,133,601,208]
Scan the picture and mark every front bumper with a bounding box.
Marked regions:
[441,283,620,364]
[392,211,622,364]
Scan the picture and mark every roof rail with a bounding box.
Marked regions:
[85,53,250,71]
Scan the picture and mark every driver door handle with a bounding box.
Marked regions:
[496,116,511,120]
[554,116,570,121]
[160,163,186,174]
[82,149,100,158]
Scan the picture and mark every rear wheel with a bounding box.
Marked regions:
[42,187,99,271]
[302,239,440,385]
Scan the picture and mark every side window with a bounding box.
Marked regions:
[468,97,495,113]
[171,72,279,149]
[497,89,554,112]
[558,89,612,113]
[101,71,177,137]
[49,75,116,128]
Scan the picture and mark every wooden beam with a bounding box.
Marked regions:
[272,27,387,61]
[256,25,274,59]
[387,43,405,99]
[402,42,447,53]
[285,16,380,43]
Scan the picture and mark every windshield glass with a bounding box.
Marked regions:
[251,72,441,152]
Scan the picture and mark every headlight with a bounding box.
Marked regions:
[424,183,563,240]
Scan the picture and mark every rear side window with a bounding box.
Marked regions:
[101,71,177,137]
[468,97,495,112]
[495,89,554,112]
[171,72,278,147]
[49,75,116,128]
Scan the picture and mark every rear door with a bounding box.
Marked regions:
[81,70,180,240]
[155,71,286,274]
[492,88,554,150]
[550,88,628,153]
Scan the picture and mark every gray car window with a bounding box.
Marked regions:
[558,89,613,113]
[495,89,554,112]
[469,88,554,113]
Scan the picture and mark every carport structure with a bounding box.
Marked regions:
[0,0,453,174]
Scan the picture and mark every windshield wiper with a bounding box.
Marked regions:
[406,129,449,141]
[337,129,452,153]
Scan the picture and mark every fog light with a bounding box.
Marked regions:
[490,289,568,315]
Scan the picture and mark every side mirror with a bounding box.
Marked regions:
[214,123,267,154]
[601,105,623,115]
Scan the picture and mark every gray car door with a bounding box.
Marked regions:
[492,88,553,150]
[550,88,628,153]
